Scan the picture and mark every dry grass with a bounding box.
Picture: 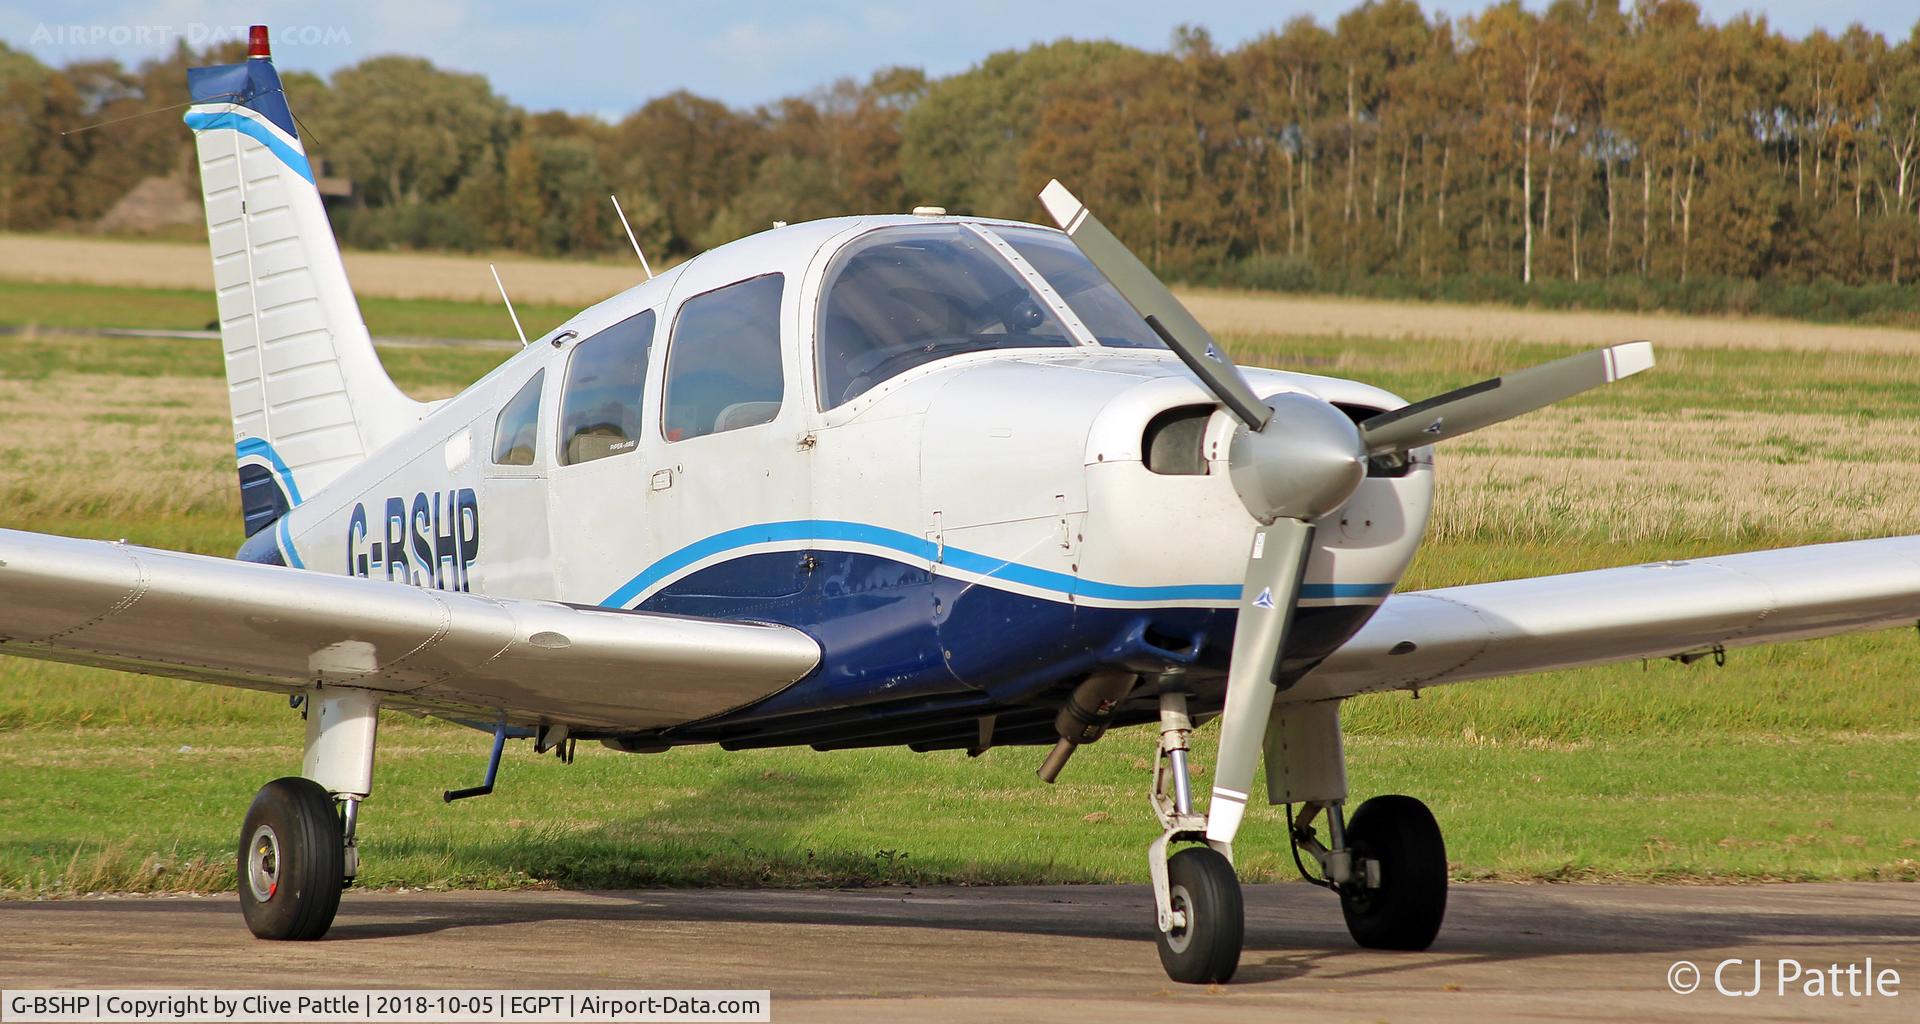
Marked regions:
[0,233,645,307]
[0,342,476,546]
[1187,288,1920,355]
[1,840,232,898]
[0,373,233,524]
[9,232,1920,354]
[1431,406,1920,545]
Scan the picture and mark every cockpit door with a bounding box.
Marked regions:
[641,270,813,613]
[547,309,662,608]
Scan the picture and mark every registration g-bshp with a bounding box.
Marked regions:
[1668,958,1902,998]
[1,990,773,1022]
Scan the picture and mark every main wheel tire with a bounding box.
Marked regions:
[1339,794,1447,951]
[238,777,344,940]
[1155,846,1244,984]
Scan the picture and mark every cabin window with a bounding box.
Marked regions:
[491,369,544,466]
[994,226,1163,349]
[663,274,785,442]
[816,225,1073,409]
[559,309,656,465]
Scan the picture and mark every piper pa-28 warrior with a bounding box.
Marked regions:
[7,27,1920,984]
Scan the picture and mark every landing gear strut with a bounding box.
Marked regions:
[1275,703,1448,952]
[1147,691,1243,984]
[1143,696,1450,983]
[239,686,379,941]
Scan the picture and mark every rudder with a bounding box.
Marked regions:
[185,27,424,537]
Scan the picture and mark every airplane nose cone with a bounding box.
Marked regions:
[1227,392,1367,522]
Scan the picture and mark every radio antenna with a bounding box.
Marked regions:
[489,263,528,346]
[610,194,655,280]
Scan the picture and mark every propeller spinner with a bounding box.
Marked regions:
[1038,179,1653,855]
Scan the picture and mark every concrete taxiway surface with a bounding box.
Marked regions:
[2,883,1915,1022]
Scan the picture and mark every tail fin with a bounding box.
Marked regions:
[185,27,423,537]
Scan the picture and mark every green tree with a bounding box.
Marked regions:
[902,39,1142,218]
[305,56,516,209]
[607,91,759,257]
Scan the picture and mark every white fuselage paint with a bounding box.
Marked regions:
[270,216,1434,645]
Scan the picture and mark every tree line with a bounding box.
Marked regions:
[7,0,1920,303]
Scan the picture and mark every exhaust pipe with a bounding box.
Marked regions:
[1037,671,1137,783]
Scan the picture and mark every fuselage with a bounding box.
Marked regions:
[241,214,1434,748]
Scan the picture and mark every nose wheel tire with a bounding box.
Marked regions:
[1155,846,1244,984]
[238,777,344,940]
[1339,794,1448,951]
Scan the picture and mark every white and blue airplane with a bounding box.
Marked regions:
[6,27,1920,984]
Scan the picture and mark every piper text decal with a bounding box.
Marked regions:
[347,489,479,591]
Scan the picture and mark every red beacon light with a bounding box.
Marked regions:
[248,25,271,59]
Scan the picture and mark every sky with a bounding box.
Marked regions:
[5,1,1915,119]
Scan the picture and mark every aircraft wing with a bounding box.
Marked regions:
[0,528,820,730]
[1288,536,1920,703]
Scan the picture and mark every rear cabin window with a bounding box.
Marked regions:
[995,226,1163,349]
[491,369,544,466]
[816,225,1073,409]
[663,274,785,442]
[559,309,656,465]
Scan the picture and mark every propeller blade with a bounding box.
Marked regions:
[1038,180,1271,431]
[1204,517,1315,856]
[1359,341,1654,455]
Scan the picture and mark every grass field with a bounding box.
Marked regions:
[1,284,1917,899]
[12,232,1920,354]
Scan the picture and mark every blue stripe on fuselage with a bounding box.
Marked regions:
[602,519,1393,609]
[636,548,1378,725]
[276,516,305,569]
[183,110,315,184]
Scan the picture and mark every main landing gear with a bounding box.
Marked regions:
[1144,694,1449,983]
[238,687,378,941]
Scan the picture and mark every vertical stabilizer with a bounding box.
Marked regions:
[185,27,424,537]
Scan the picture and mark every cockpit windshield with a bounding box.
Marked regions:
[994,226,1165,350]
[816,225,1073,408]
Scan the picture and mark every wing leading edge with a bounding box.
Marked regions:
[1289,535,1920,703]
[0,528,820,730]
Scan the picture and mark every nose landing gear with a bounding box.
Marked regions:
[1142,695,1450,984]
[1146,691,1244,984]
[1157,846,1243,983]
